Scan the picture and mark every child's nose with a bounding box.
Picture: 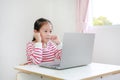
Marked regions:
[47,32,51,36]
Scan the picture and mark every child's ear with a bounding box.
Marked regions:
[34,30,38,33]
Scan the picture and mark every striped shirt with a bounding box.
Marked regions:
[26,40,62,65]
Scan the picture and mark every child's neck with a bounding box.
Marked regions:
[42,42,47,48]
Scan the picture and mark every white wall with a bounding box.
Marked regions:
[0,0,76,80]
[92,26,120,65]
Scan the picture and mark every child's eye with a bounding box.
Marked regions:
[50,31,52,33]
[45,31,47,32]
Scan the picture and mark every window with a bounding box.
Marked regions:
[92,0,120,26]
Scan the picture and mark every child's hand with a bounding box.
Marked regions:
[51,35,61,45]
[34,32,41,42]
[19,63,28,66]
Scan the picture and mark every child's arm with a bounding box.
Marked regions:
[26,32,43,64]
[57,42,62,50]
[26,42,43,64]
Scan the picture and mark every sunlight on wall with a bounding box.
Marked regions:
[92,0,120,25]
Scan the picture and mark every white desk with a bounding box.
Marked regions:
[14,63,120,80]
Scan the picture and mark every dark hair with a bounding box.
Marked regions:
[32,18,53,41]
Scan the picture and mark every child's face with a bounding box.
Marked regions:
[40,23,53,43]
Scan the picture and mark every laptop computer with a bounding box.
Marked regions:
[40,33,95,69]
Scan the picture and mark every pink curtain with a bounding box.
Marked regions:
[76,0,89,33]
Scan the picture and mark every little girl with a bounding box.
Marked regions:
[25,18,62,65]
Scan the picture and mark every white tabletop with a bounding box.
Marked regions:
[14,63,120,80]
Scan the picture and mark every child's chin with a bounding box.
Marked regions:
[45,39,49,43]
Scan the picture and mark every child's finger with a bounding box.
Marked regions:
[19,63,28,66]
